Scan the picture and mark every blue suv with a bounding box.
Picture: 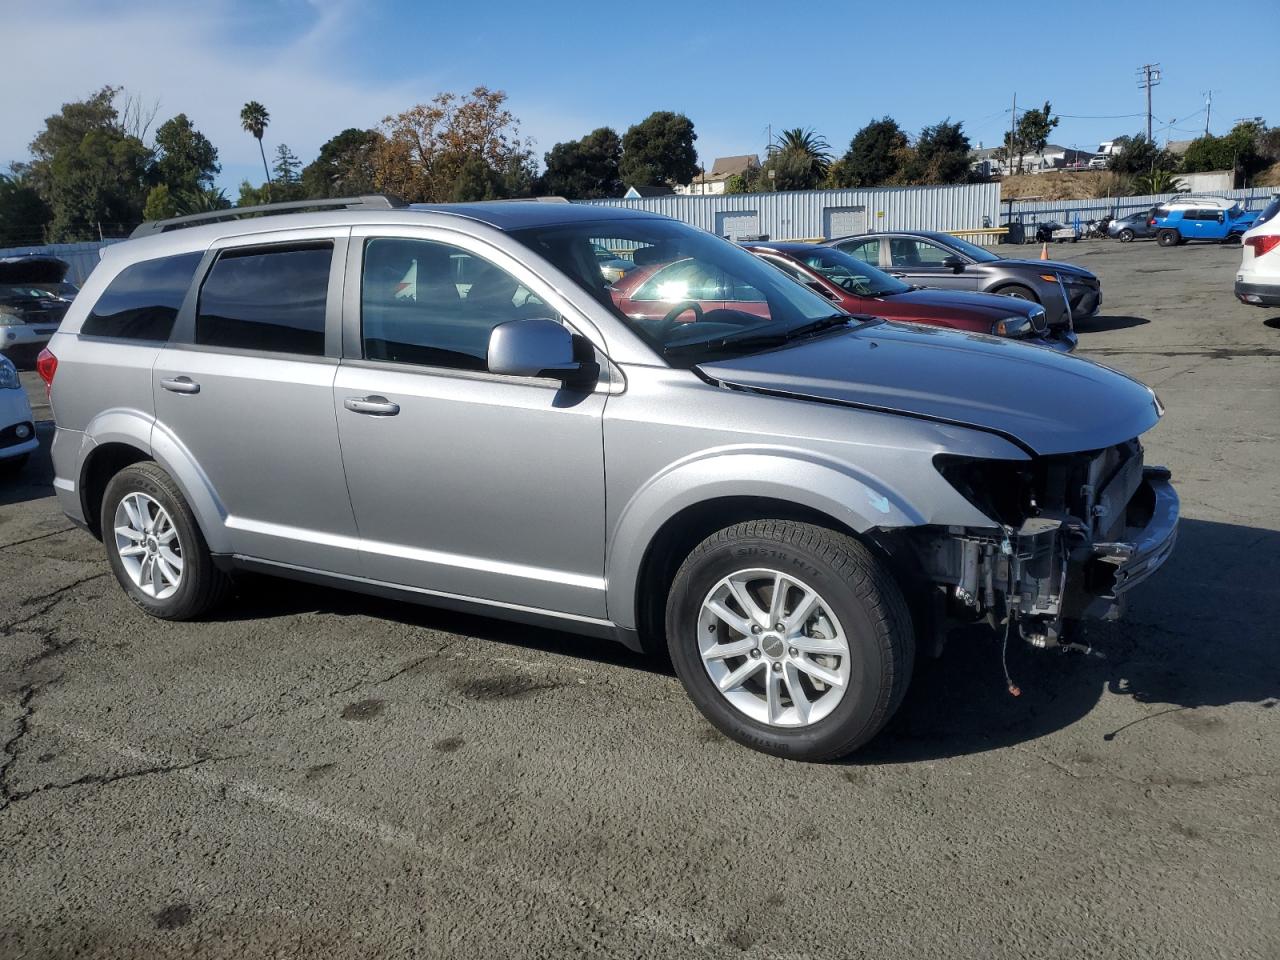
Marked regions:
[1152,199,1258,247]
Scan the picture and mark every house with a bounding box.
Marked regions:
[675,155,761,196]
[622,184,675,199]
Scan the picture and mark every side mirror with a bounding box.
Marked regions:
[1217,212,1226,223]
[942,255,966,272]
[487,318,598,388]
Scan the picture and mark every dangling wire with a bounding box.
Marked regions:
[1001,612,1021,697]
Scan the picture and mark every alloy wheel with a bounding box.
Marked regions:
[697,568,851,727]
[113,492,183,600]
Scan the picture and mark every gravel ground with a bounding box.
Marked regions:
[1,239,1277,959]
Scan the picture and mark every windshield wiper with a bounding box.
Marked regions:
[663,314,852,358]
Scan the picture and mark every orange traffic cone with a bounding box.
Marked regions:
[1040,242,1049,261]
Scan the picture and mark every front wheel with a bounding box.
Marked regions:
[997,284,1039,303]
[665,520,914,761]
[101,462,231,620]
[1157,229,1180,247]
[1119,229,1135,243]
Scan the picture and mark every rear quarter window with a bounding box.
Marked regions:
[81,252,203,341]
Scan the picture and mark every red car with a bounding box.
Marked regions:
[745,242,1076,351]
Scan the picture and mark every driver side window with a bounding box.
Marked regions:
[360,237,558,371]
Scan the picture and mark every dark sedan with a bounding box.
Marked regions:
[825,230,1099,329]
[743,242,1075,351]
[0,256,77,364]
[1107,210,1158,242]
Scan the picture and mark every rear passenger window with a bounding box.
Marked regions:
[360,238,557,371]
[82,252,202,341]
[196,243,332,356]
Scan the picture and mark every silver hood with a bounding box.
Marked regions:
[697,322,1162,456]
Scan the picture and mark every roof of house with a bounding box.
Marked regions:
[624,184,675,198]
[707,155,760,179]
[1167,139,1196,156]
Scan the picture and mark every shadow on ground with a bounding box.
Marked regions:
[1074,314,1150,333]
[204,513,1279,763]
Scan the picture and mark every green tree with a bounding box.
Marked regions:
[26,86,152,240]
[152,113,219,194]
[0,171,51,245]
[237,180,270,207]
[1107,133,1179,176]
[1132,168,1181,194]
[301,128,383,198]
[449,155,505,201]
[619,111,698,187]
[239,101,272,192]
[541,127,623,199]
[142,184,179,221]
[763,127,830,190]
[1000,101,1059,173]
[906,119,972,184]
[1182,121,1266,178]
[273,144,301,184]
[829,117,909,187]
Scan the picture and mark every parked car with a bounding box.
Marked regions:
[0,353,38,474]
[1106,210,1157,242]
[1151,197,1259,246]
[743,241,1076,352]
[826,230,1100,329]
[1235,196,1280,307]
[41,197,1178,761]
[0,256,77,365]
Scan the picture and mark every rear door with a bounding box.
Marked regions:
[333,226,608,618]
[152,227,362,576]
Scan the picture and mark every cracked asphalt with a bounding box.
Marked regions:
[2,241,1278,959]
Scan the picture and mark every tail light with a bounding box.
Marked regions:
[1245,234,1280,258]
[36,347,57,400]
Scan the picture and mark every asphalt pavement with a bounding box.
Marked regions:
[1,239,1277,959]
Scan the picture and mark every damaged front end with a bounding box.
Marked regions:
[903,440,1179,651]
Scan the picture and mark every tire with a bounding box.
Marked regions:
[101,461,231,620]
[665,520,914,761]
[1119,229,1135,243]
[996,284,1039,303]
[1157,229,1180,247]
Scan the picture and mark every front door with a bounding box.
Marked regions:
[334,229,608,618]
[152,229,362,576]
[885,237,981,291]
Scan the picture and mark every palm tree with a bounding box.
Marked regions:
[774,127,832,176]
[240,101,272,196]
[1133,168,1180,195]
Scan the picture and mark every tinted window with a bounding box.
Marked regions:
[840,238,880,265]
[889,238,951,267]
[1256,198,1280,227]
[82,252,202,340]
[196,244,332,355]
[361,238,556,370]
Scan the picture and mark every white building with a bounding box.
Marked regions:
[675,155,761,196]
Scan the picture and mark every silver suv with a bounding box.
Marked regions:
[41,196,1179,760]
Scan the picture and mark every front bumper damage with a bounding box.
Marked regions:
[911,454,1178,652]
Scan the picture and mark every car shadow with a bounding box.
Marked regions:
[0,421,55,508]
[1263,316,1280,330]
[851,516,1279,764]
[209,516,1278,763]
[1074,314,1150,333]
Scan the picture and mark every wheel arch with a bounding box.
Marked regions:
[989,280,1040,302]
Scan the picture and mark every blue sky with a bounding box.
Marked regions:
[5,0,1279,194]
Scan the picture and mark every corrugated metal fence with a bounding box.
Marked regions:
[583,183,1003,244]
[1001,187,1277,226]
[0,241,123,285]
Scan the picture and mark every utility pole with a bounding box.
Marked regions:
[1204,90,1213,136]
[1137,63,1162,141]
[1008,92,1017,174]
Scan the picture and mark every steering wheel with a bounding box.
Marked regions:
[661,300,704,325]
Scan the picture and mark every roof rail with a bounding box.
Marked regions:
[129,194,408,238]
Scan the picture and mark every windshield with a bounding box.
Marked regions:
[784,246,911,297]
[939,235,1001,263]
[0,282,77,302]
[510,219,847,364]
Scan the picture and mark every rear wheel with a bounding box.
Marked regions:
[665,520,914,761]
[101,462,231,620]
[1119,228,1135,242]
[1157,229,1180,247]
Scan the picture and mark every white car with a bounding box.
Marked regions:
[0,354,37,473]
[1235,196,1280,307]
